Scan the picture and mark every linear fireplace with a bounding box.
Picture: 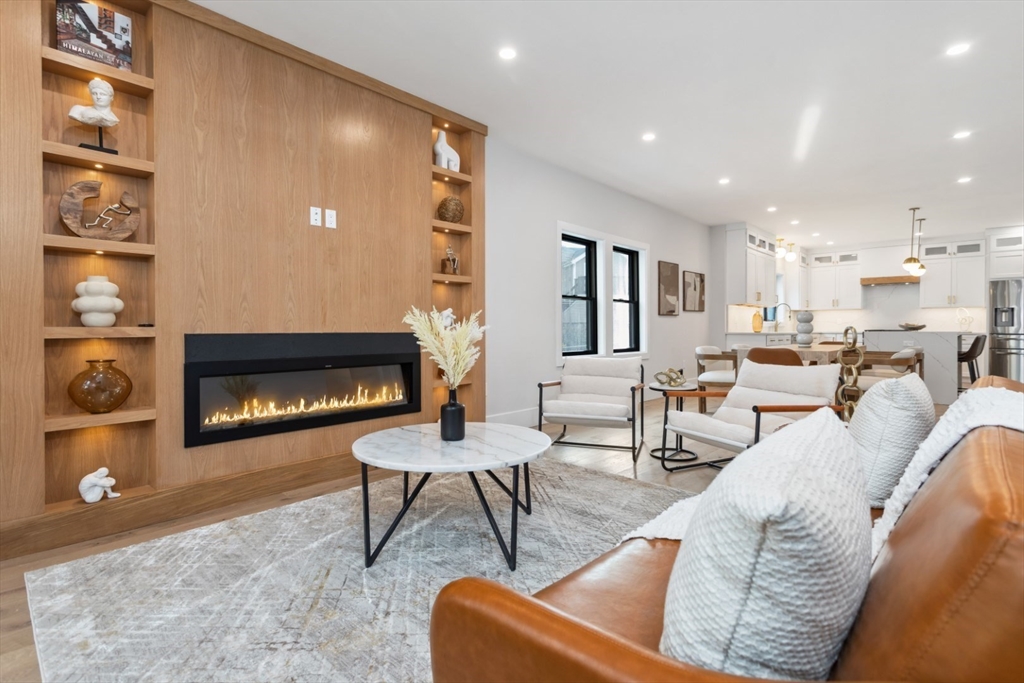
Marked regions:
[184,333,421,447]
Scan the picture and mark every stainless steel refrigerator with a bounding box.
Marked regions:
[990,279,1024,382]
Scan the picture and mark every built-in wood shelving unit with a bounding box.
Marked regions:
[431,165,472,185]
[44,407,157,433]
[432,378,473,389]
[42,140,154,178]
[44,484,156,514]
[431,219,472,235]
[44,327,156,339]
[431,273,472,285]
[42,233,156,257]
[41,46,154,97]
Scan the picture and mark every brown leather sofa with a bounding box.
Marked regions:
[431,376,1024,683]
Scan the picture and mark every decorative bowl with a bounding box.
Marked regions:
[898,323,926,331]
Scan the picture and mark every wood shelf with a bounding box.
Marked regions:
[41,46,155,98]
[44,326,156,339]
[431,219,472,235]
[44,485,156,515]
[44,407,157,433]
[42,233,156,257]
[431,166,472,185]
[432,378,473,389]
[861,275,921,286]
[42,140,155,178]
[432,273,472,285]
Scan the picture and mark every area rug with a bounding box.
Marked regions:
[25,460,691,683]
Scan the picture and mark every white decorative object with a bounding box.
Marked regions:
[956,307,974,331]
[660,408,871,680]
[848,373,935,507]
[438,307,456,329]
[871,386,1024,559]
[78,467,121,503]
[68,78,120,128]
[432,130,460,172]
[795,310,814,347]
[71,275,124,327]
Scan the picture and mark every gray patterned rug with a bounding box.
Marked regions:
[26,459,690,683]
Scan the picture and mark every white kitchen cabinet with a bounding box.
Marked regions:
[990,251,1024,279]
[809,266,835,309]
[745,250,758,304]
[798,265,809,309]
[920,255,985,307]
[808,262,862,310]
[836,264,862,309]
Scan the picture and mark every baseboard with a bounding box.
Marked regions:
[486,406,538,427]
[0,452,361,561]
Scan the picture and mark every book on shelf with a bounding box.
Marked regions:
[56,0,133,72]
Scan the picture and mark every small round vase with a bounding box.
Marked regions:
[68,359,133,414]
[440,388,465,441]
[71,275,124,327]
[795,311,814,347]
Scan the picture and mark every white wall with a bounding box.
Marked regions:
[485,138,711,425]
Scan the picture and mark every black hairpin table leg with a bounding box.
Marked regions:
[469,465,520,570]
[483,462,531,514]
[361,463,431,568]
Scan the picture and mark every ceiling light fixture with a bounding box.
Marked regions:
[785,242,797,262]
[791,220,799,225]
[912,218,927,277]
[952,131,971,139]
[946,43,970,56]
[642,132,656,142]
[767,207,777,212]
[776,238,787,259]
[811,232,820,237]
[902,207,922,272]
[719,177,730,185]
[498,47,517,60]
[958,177,972,183]
[826,241,834,245]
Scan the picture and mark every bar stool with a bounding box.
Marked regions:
[958,335,987,391]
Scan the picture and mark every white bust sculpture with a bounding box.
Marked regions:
[433,130,460,172]
[78,467,121,504]
[68,78,120,128]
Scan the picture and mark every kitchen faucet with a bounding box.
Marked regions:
[775,303,793,331]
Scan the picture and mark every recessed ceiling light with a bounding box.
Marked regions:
[811,232,820,237]
[767,207,777,212]
[719,178,730,185]
[953,131,971,139]
[791,220,799,225]
[641,132,656,142]
[958,177,972,183]
[826,241,835,245]
[498,47,517,60]
[946,43,970,56]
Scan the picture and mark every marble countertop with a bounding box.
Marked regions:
[352,423,551,473]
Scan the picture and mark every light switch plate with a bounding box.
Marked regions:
[310,207,322,226]
[325,209,337,229]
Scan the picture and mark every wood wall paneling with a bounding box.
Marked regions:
[45,338,155,416]
[43,162,152,243]
[44,422,153,504]
[152,7,433,488]
[0,0,46,522]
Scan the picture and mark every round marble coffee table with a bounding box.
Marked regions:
[648,381,700,471]
[352,422,551,571]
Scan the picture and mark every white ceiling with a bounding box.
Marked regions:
[195,0,1024,249]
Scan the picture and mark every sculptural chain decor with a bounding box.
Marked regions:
[836,326,864,420]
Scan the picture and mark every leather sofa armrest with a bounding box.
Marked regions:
[430,577,758,683]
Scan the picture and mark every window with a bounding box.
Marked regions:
[612,246,640,352]
[561,236,598,355]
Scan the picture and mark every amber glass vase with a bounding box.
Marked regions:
[68,359,133,414]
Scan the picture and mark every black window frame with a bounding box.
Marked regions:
[612,246,641,353]
[560,234,599,356]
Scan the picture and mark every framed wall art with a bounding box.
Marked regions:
[683,270,705,312]
[657,261,679,316]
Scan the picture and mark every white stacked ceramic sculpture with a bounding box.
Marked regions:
[796,311,814,348]
[433,130,460,172]
[72,275,124,327]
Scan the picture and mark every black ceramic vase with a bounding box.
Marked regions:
[440,388,465,441]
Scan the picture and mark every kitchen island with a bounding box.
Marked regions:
[864,330,968,404]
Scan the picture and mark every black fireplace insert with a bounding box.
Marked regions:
[184,333,421,447]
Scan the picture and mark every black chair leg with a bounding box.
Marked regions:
[969,359,978,383]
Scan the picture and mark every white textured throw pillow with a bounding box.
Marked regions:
[848,373,935,507]
[660,408,871,681]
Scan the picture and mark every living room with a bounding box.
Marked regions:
[1,1,1022,682]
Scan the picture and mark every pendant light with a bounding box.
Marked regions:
[911,218,927,276]
[775,238,787,259]
[785,242,797,262]
[902,207,922,272]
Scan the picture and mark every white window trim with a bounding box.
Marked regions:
[556,220,650,366]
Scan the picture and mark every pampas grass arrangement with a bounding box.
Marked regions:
[403,307,485,390]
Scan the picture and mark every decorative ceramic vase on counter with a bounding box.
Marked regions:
[752,310,764,333]
[68,359,133,413]
[796,311,814,348]
[440,388,465,441]
[71,275,124,327]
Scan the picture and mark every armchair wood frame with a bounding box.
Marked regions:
[696,351,737,414]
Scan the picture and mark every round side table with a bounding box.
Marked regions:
[648,381,699,471]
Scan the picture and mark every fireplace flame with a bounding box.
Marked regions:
[203,383,405,427]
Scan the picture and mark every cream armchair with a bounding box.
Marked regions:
[538,357,645,461]
[659,359,841,471]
